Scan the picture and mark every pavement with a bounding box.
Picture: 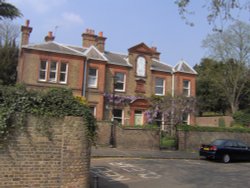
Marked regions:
[91,146,200,160]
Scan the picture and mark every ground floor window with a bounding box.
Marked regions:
[182,113,190,125]
[90,106,96,117]
[113,109,123,124]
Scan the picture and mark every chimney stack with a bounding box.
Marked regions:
[21,20,33,46]
[96,31,106,53]
[82,28,106,52]
[44,31,55,42]
[151,46,160,60]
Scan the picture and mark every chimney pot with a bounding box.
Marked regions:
[98,31,103,37]
[45,31,55,42]
[25,20,30,27]
[48,31,52,37]
[151,46,157,51]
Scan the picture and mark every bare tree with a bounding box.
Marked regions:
[175,0,250,29]
[202,21,250,113]
[0,20,19,44]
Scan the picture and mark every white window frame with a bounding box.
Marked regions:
[136,56,146,77]
[39,60,48,81]
[88,68,98,88]
[183,80,191,97]
[113,109,124,125]
[115,72,126,92]
[155,77,165,95]
[49,61,58,83]
[59,62,68,84]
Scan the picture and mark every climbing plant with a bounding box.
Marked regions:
[0,84,96,142]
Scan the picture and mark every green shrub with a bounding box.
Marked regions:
[0,85,96,142]
[233,111,250,127]
[160,131,176,148]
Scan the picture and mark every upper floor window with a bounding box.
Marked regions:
[136,56,146,77]
[39,60,68,84]
[88,68,98,88]
[49,61,58,82]
[115,72,126,92]
[183,80,190,97]
[155,77,165,95]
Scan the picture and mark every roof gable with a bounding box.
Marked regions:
[83,45,108,61]
[174,60,197,75]
[128,42,156,55]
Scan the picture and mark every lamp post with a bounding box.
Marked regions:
[110,75,117,148]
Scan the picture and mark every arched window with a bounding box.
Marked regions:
[136,56,146,77]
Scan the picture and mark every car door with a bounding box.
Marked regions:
[236,141,250,160]
[223,140,238,160]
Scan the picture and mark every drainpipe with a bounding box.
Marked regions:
[171,72,175,97]
[170,72,175,136]
[82,58,89,97]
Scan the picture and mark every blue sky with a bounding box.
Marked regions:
[7,0,249,67]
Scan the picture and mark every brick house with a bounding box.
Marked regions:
[17,20,197,127]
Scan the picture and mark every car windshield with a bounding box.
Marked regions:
[211,139,226,146]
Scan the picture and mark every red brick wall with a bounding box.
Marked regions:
[178,130,250,151]
[196,116,233,127]
[0,115,90,188]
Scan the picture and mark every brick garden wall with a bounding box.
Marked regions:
[178,130,250,151]
[96,121,160,150]
[0,115,90,188]
[196,116,233,127]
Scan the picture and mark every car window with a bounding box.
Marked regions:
[224,141,234,147]
[237,141,247,148]
[211,139,226,146]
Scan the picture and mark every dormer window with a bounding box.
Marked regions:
[136,56,146,77]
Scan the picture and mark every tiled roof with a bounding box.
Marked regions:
[22,41,196,75]
[22,42,85,56]
[104,51,132,67]
[174,60,197,75]
[151,59,173,73]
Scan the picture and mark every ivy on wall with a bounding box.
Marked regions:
[0,84,96,142]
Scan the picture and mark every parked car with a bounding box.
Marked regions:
[199,139,250,163]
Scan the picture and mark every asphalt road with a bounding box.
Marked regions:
[90,158,250,188]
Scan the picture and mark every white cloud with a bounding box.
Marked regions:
[62,12,84,24]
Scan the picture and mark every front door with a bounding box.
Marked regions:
[134,110,143,126]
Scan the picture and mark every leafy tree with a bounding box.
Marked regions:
[0,0,22,20]
[194,58,229,115]
[202,21,250,113]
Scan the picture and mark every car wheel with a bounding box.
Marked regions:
[222,154,230,163]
